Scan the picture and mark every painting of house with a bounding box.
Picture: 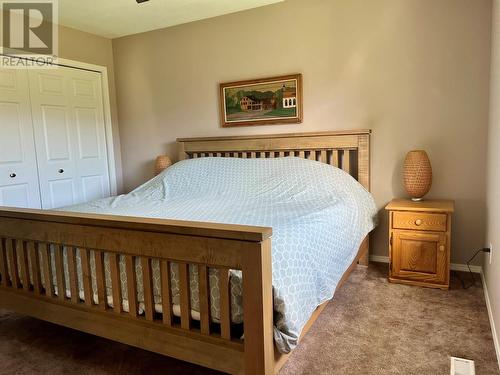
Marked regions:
[240,96,277,111]
[220,74,302,127]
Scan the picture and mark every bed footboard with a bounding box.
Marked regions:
[0,207,273,374]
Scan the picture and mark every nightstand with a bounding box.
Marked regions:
[385,199,455,290]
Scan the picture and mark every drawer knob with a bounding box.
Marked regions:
[415,219,423,226]
[9,173,16,178]
[58,169,64,174]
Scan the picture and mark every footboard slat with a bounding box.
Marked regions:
[179,262,191,330]
[125,255,138,318]
[7,239,20,289]
[0,238,8,287]
[18,241,30,291]
[141,257,154,321]
[219,268,231,340]
[28,242,42,294]
[80,249,93,306]
[40,243,53,297]
[109,253,122,313]
[198,264,210,335]
[160,260,172,325]
[54,245,66,301]
[67,247,79,303]
[95,250,107,309]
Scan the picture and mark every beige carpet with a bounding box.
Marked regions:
[0,263,498,374]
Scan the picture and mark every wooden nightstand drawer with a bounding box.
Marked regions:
[392,211,447,232]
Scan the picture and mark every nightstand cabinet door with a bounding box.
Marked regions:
[391,230,447,284]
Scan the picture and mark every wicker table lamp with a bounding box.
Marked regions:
[403,150,432,201]
[154,155,172,176]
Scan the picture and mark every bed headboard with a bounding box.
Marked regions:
[177,130,371,191]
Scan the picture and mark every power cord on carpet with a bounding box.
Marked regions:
[455,248,490,289]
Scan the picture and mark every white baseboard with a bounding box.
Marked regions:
[480,269,500,371]
[369,254,500,370]
[450,263,483,274]
[369,255,482,273]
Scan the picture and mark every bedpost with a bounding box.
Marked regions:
[242,238,274,374]
[177,140,187,161]
[357,132,370,191]
[357,132,370,266]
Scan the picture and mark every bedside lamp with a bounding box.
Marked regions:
[154,155,172,176]
[403,150,432,201]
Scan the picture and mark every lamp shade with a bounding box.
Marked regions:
[403,150,432,201]
[154,155,172,176]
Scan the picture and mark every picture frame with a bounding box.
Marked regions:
[219,73,303,127]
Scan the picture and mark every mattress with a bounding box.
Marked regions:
[51,156,377,353]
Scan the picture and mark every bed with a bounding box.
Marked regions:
[0,130,375,374]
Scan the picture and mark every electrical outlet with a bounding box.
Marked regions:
[490,243,493,265]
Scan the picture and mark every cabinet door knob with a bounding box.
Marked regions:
[9,173,16,178]
[439,245,445,252]
[415,219,423,226]
[58,169,64,174]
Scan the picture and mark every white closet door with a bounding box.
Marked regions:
[0,68,41,208]
[28,66,110,209]
[70,68,111,203]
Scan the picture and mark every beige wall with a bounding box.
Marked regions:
[58,25,123,193]
[484,0,500,362]
[112,0,492,263]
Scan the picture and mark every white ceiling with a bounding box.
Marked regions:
[59,0,283,39]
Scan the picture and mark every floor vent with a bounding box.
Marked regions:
[450,357,475,375]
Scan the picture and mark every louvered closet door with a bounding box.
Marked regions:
[28,66,110,209]
[0,68,41,208]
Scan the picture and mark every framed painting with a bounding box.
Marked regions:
[220,73,303,127]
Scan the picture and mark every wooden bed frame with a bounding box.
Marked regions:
[0,130,371,374]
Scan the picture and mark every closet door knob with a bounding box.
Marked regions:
[9,173,16,178]
[58,169,64,174]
